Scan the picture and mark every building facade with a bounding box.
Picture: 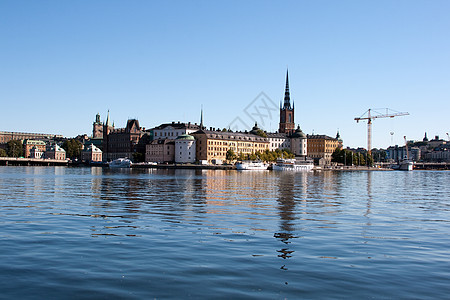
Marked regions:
[307,134,339,165]
[175,134,196,163]
[153,122,201,140]
[81,144,102,162]
[191,129,270,163]
[29,146,44,159]
[46,144,66,160]
[103,117,144,161]
[0,131,63,150]
[386,145,421,162]
[145,139,175,163]
[23,140,47,158]
[290,126,307,157]
[267,133,290,151]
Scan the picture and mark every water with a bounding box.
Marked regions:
[0,166,449,299]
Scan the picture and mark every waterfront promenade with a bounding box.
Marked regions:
[0,157,68,166]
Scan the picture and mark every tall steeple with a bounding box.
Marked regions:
[283,69,291,109]
[106,110,112,127]
[200,106,204,129]
[279,69,295,134]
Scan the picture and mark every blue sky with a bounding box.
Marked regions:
[1,0,449,148]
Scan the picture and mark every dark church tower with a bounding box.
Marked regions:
[279,69,295,134]
[92,113,103,138]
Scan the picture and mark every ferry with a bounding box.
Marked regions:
[391,160,414,171]
[236,160,269,170]
[109,158,132,168]
[272,157,314,172]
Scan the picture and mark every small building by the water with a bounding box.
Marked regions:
[81,144,102,163]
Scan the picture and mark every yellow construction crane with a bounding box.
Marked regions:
[355,108,409,154]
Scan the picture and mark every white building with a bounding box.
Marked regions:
[267,133,290,151]
[30,146,44,159]
[175,134,196,163]
[46,144,66,160]
[290,126,307,157]
[81,144,102,162]
[153,122,200,140]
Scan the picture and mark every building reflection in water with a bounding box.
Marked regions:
[89,168,209,236]
[274,172,307,264]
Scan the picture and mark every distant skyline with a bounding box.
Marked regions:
[1,1,449,148]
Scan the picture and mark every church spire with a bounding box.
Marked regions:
[106,110,112,127]
[200,106,204,129]
[283,69,291,109]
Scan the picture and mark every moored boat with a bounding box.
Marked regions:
[272,157,313,171]
[392,160,414,171]
[109,158,132,168]
[236,160,269,170]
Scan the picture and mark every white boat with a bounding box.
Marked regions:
[109,158,132,168]
[392,160,414,171]
[236,160,269,170]
[272,157,314,172]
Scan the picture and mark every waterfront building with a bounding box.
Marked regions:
[81,144,102,163]
[103,116,144,161]
[290,126,307,157]
[428,135,447,148]
[279,70,295,134]
[191,129,269,163]
[23,140,47,158]
[145,139,175,163]
[267,133,290,151]
[152,122,201,140]
[29,146,44,159]
[46,144,66,160]
[422,147,450,162]
[386,145,420,162]
[0,131,63,150]
[307,134,339,165]
[175,134,196,163]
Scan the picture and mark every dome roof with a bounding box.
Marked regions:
[250,122,261,135]
[176,134,195,140]
[291,126,306,138]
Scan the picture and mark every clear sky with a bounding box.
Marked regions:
[1,0,449,149]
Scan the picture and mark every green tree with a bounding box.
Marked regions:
[237,152,246,161]
[255,129,267,138]
[62,139,82,159]
[7,140,24,157]
[226,149,237,161]
[354,152,365,166]
[0,148,7,157]
[132,152,144,163]
[281,149,294,159]
[331,148,343,164]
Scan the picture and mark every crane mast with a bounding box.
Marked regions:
[355,108,409,155]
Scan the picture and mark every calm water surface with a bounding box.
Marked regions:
[0,166,449,299]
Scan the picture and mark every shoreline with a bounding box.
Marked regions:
[1,157,448,170]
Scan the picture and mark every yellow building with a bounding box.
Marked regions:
[307,134,339,165]
[191,129,269,163]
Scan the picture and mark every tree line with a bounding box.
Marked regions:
[226,148,294,162]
